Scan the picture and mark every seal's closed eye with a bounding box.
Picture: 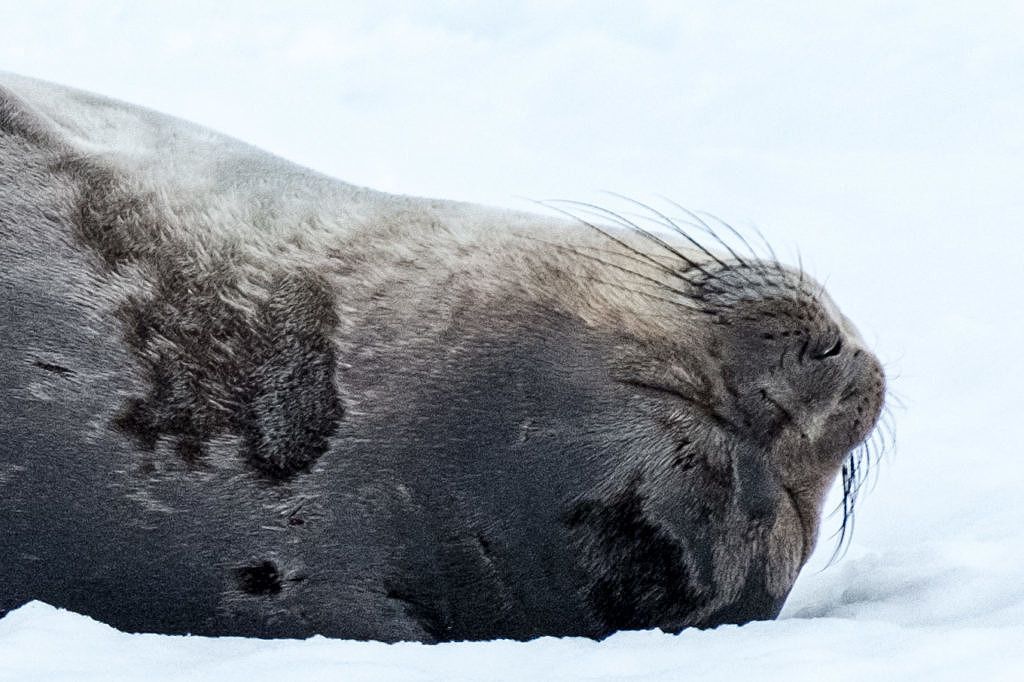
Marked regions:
[814,338,843,359]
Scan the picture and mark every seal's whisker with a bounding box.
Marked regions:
[613,207,764,291]
[691,208,764,265]
[558,206,743,298]
[825,469,856,564]
[548,199,722,283]
[649,199,776,291]
[813,274,831,305]
[826,408,889,565]
[654,199,789,292]
[652,201,751,267]
[882,388,906,411]
[746,221,780,266]
[520,234,690,283]
[857,403,893,500]
[600,193,742,276]
[861,440,881,494]
[530,199,699,286]
[867,436,885,492]
[549,240,677,269]
[580,276,713,314]
[529,239,698,302]
[880,406,895,442]
[876,405,897,457]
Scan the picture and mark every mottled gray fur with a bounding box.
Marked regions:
[0,73,885,641]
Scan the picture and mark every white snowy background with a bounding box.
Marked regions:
[1,1,1022,680]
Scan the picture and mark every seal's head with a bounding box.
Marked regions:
[536,207,888,633]
[683,259,886,558]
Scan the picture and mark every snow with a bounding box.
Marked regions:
[1,2,1022,680]
[3,600,1022,682]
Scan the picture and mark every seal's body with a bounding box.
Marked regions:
[0,74,885,641]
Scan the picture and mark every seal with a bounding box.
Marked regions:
[0,73,886,642]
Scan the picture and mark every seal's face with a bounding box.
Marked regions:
[692,263,886,554]
[559,250,886,633]
[697,264,886,460]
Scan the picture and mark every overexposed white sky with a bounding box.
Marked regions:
[1,0,1021,562]
[3,2,1020,202]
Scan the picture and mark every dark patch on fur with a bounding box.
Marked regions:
[236,561,283,596]
[693,563,785,627]
[238,272,342,478]
[566,480,708,633]
[61,158,343,478]
[54,155,168,272]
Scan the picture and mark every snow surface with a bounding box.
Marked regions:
[1,2,1022,680]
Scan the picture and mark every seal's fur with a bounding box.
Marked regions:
[0,74,886,641]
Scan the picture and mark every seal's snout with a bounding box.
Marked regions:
[831,345,886,451]
[760,334,885,455]
[773,335,886,458]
